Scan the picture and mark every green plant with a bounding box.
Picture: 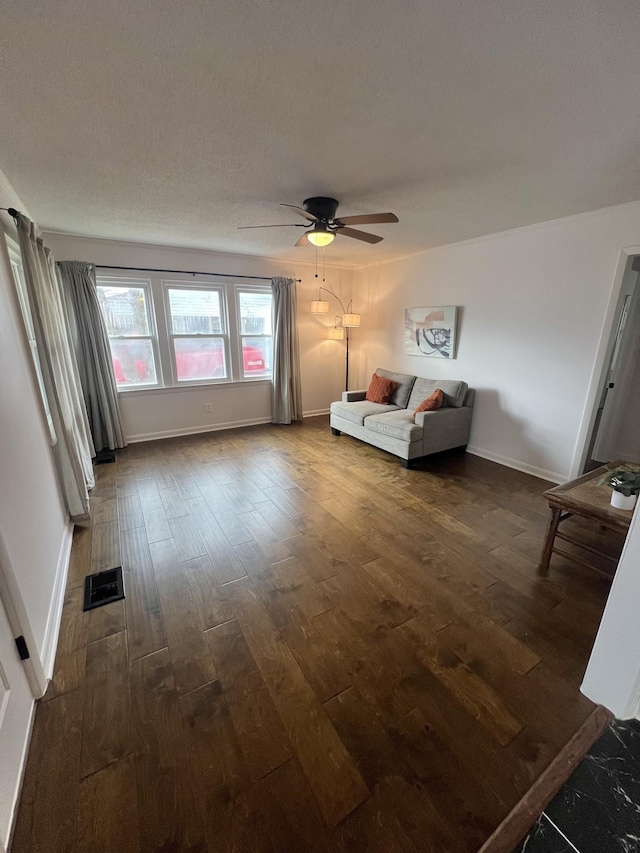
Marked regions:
[600,467,640,497]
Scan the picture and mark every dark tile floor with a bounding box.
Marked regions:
[514,719,640,853]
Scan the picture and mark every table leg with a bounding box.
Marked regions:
[538,506,562,576]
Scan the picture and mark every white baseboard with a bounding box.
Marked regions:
[466,444,565,484]
[5,695,36,852]
[40,521,74,681]
[126,416,273,443]
[126,411,332,443]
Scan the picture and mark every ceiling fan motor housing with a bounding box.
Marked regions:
[303,197,339,222]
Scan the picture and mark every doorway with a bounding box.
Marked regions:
[0,591,35,850]
[583,255,640,472]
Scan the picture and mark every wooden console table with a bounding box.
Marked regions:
[538,462,637,577]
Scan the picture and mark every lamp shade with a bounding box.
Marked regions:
[327,326,345,340]
[308,231,335,247]
[310,300,329,314]
[342,313,361,327]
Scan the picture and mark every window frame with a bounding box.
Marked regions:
[162,280,231,386]
[96,276,162,391]
[235,284,274,381]
[5,237,57,444]
[94,273,274,393]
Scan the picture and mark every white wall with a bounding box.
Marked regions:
[351,202,640,482]
[0,224,71,677]
[44,233,354,441]
[582,505,640,717]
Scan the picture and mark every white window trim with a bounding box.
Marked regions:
[95,273,275,392]
[96,276,163,391]
[117,378,272,397]
[162,280,232,387]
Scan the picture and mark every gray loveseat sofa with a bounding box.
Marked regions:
[329,368,475,468]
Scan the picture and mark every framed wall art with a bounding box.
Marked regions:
[404,306,458,359]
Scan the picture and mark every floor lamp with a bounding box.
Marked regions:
[310,288,360,391]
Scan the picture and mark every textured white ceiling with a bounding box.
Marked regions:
[0,0,638,264]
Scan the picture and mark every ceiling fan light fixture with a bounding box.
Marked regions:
[239,198,398,248]
[307,224,335,247]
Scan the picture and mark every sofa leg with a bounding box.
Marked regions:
[331,427,341,436]
[401,457,415,469]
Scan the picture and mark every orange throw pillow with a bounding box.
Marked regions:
[365,373,399,404]
[414,389,444,417]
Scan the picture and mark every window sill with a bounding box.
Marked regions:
[117,379,272,397]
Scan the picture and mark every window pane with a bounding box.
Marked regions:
[98,286,150,336]
[168,288,223,334]
[174,337,226,381]
[242,336,272,377]
[110,339,157,386]
[239,291,272,335]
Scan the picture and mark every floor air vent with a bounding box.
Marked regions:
[83,567,125,611]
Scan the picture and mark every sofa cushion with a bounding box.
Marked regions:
[407,377,468,411]
[375,368,416,409]
[365,409,423,442]
[413,388,444,416]
[330,399,401,427]
[366,373,399,404]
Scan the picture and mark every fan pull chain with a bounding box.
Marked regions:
[314,244,318,279]
[322,246,326,283]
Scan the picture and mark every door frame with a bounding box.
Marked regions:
[574,243,640,717]
[570,245,640,479]
[0,530,47,698]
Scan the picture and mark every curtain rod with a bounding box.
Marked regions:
[2,209,302,282]
[84,263,301,282]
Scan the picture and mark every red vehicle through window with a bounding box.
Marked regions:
[112,344,266,385]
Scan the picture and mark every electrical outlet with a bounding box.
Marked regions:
[205,403,212,413]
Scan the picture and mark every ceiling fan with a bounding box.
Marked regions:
[238,197,399,247]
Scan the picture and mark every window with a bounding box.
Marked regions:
[6,240,56,443]
[237,288,273,378]
[94,275,273,391]
[97,281,159,388]
[165,285,229,382]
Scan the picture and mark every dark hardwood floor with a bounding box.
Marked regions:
[12,417,619,852]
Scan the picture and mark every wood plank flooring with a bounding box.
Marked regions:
[12,417,618,852]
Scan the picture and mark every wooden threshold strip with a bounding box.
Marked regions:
[477,703,613,853]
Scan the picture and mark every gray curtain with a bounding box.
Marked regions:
[271,277,303,424]
[16,216,95,519]
[58,261,126,453]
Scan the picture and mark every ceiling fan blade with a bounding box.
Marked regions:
[280,203,318,222]
[337,227,383,244]
[337,213,399,225]
[237,224,306,229]
[295,233,310,247]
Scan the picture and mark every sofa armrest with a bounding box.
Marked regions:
[415,406,473,454]
[414,407,464,427]
[342,390,367,402]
